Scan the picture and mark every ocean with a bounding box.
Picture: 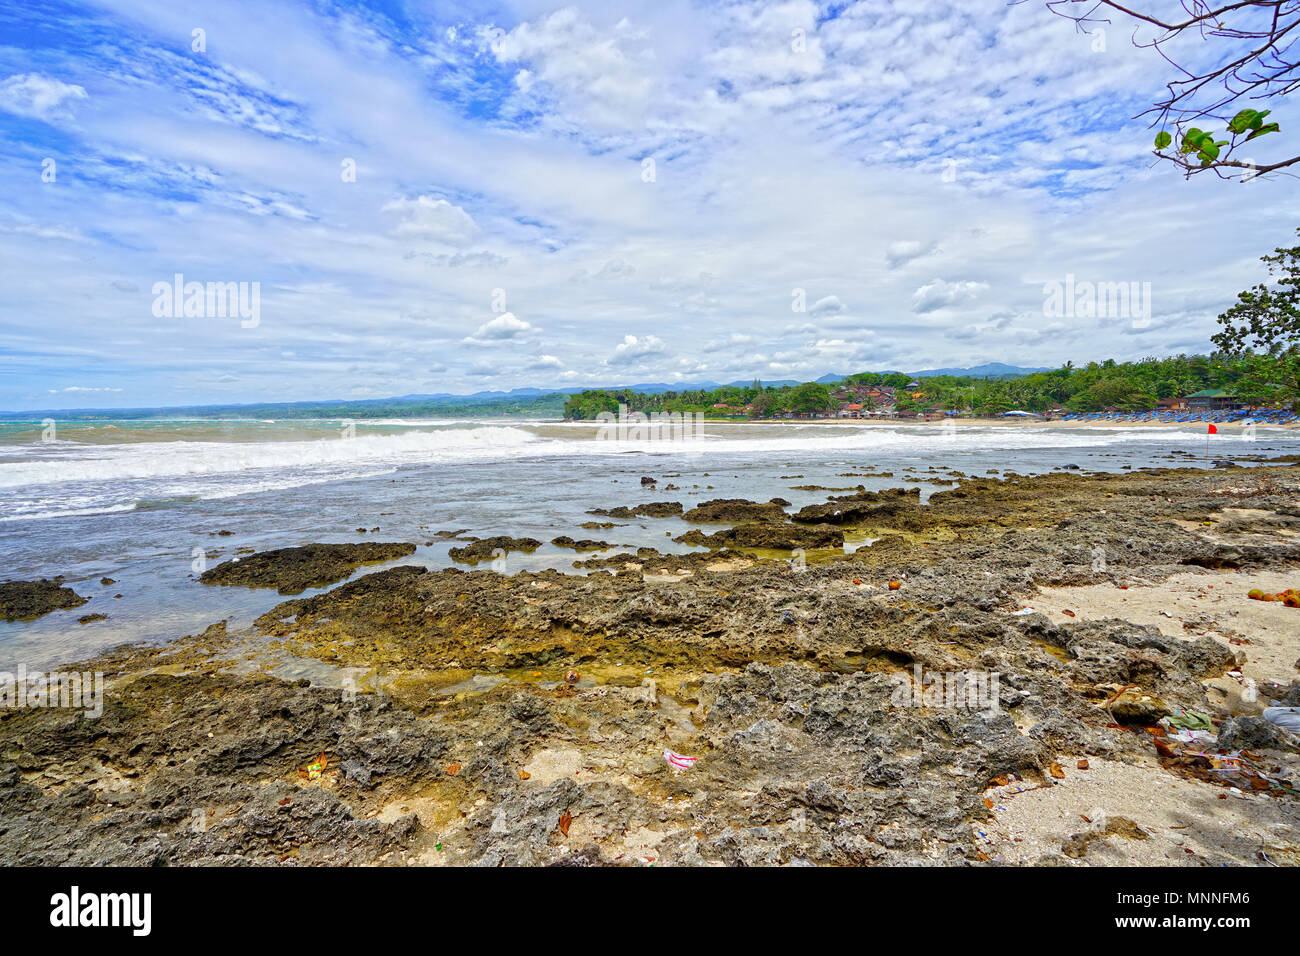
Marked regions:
[2,417,1296,670]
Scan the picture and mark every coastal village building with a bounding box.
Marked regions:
[1185,389,1239,410]
[747,384,1280,424]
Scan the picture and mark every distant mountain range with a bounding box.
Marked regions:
[2,364,1055,418]
[909,363,1052,379]
[386,363,1049,400]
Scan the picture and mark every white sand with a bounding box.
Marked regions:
[976,569,1300,865]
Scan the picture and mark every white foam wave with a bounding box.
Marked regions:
[0,421,1276,523]
[0,503,139,523]
[0,426,542,488]
[0,422,1233,490]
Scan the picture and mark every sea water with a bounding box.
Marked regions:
[1,417,1295,670]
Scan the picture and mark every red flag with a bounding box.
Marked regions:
[1207,424,1218,434]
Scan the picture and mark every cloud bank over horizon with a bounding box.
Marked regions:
[0,0,1295,410]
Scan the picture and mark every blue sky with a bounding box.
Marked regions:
[0,0,1297,410]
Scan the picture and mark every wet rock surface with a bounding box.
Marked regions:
[0,673,431,865]
[587,502,683,519]
[682,498,790,523]
[674,523,844,550]
[551,536,618,551]
[199,542,417,595]
[792,487,921,525]
[4,463,1300,865]
[0,578,88,621]
[446,536,542,564]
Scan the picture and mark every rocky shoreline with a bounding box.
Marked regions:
[0,578,89,622]
[2,463,1298,866]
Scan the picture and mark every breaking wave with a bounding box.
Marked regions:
[0,421,1242,522]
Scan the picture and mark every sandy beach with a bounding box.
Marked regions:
[727,416,1299,430]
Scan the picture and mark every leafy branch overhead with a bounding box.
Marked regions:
[1043,0,1297,181]
[1213,227,1300,355]
[1154,107,1279,171]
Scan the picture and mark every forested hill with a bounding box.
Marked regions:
[0,392,569,421]
[563,353,1299,419]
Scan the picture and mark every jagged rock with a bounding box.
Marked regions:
[683,498,789,523]
[1218,714,1299,752]
[551,537,616,551]
[199,542,417,594]
[587,501,683,519]
[448,537,542,564]
[675,523,844,550]
[0,578,88,621]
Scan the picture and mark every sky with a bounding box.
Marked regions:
[0,0,1297,410]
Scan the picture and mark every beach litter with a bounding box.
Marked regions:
[1159,712,1216,749]
[664,749,698,772]
[1263,707,1300,734]
[1010,607,1035,616]
[1167,729,1218,746]
[1164,709,1214,731]
[1148,728,1299,795]
[298,753,328,781]
[1247,588,1300,607]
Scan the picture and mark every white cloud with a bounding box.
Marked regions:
[704,332,755,352]
[491,9,655,130]
[525,353,564,369]
[593,257,635,279]
[0,73,86,120]
[886,240,938,269]
[809,295,846,316]
[463,312,536,344]
[911,279,990,314]
[0,0,1287,408]
[606,333,666,365]
[382,195,478,244]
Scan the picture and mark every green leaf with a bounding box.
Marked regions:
[1181,128,1208,154]
[1198,140,1220,163]
[1229,109,1259,135]
[1245,122,1279,142]
[1154,131,1172,149]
